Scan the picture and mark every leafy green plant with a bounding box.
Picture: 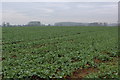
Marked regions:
[2,26,118,78]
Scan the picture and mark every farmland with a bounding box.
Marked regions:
[2,26,119,79]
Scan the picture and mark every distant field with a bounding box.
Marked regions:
[2,26,118,79]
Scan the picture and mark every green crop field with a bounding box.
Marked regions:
[2,26,119,79]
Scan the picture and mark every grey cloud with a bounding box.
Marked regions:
[2,2,118,24]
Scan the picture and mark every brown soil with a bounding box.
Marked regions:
[100,51,111,55]
[0,57,5,61]
[71,59,80,63]
[65,67,98,78]
[66,57,118,79]
[11,55,17,58]
[94,59,102,63]
[94,59,108,64]
[65,57,114,79]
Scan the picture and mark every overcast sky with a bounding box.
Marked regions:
[1,0,120,2]
[1,2,118,25]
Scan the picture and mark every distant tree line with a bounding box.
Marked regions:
[1,21,117,27]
